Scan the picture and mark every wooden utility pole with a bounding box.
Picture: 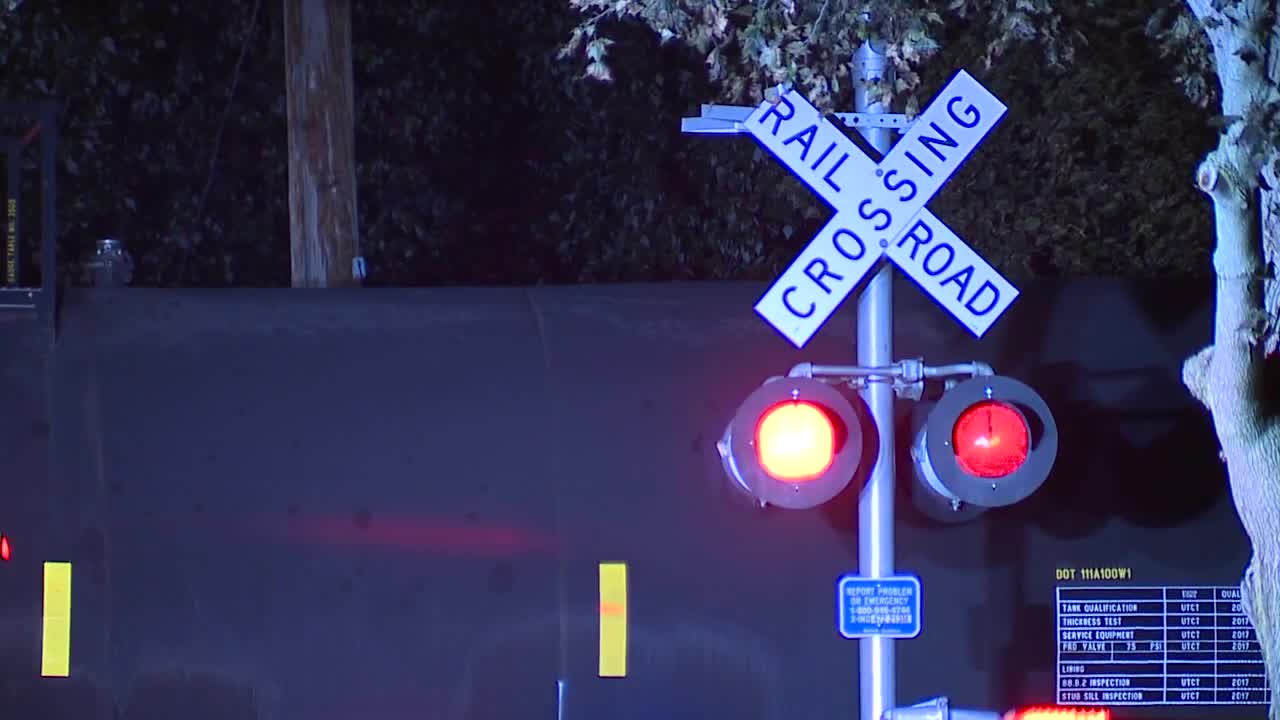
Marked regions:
[283,0,360,287]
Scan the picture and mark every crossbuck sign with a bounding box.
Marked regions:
[747,71,1018,347]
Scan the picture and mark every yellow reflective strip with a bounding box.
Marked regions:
[598,562,627,677]
[41,561,72,678]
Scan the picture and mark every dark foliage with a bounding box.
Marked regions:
[0,0,1215,288]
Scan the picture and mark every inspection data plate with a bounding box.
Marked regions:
[1056,585,1270,706]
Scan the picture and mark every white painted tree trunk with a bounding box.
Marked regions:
[1183,2,1280,717]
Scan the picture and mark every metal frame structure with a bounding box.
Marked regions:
[0,98,59,329]
[681,105,916,135]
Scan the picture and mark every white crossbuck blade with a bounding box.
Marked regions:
[746,71,1019,348]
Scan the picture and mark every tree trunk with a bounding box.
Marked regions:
[283,0,360,287]
[1183,2,1280,716]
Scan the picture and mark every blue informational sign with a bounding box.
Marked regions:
[837,574,922,639]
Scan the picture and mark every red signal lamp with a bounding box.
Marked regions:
[718,377,868,509]
[952,399,1030,478]
[1006,708,1109,720]
[885,698,1109,720]
[910,375,1057,522]
[755,400,837,481]
[0,534,9,562]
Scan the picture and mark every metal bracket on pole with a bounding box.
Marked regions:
[882,696,1003,720]
[836,112,913,132]
[784,360,994,401]
[681,103,915,136]
[680,104,751,135]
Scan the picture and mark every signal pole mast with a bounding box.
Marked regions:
[852,39,898,720]
[687,23,1052,720]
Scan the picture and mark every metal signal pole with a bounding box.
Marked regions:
[853,39,897,720]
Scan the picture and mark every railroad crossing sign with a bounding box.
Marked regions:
[744,71,1018,348]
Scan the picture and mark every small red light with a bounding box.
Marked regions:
[1008,708,1109,720]
[755,401,836,482]
[952,400,1029,478]
[0,535,10,562]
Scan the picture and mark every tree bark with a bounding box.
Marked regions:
[1183,1,1280,715]
[284,0,360,287]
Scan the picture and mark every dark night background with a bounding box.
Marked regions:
[0,0,1217,288]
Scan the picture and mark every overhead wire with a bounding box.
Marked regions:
[177,0,262,284]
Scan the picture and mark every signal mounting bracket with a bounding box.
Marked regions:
[785,359,994,402]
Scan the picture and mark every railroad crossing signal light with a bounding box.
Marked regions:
[910,375,1057,522]
[717,377,868,509]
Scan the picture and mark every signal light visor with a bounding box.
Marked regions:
[717,377,868,510]
[911,375,1058,512]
